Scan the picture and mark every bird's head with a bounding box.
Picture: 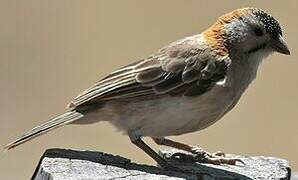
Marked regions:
[203,8,290,59]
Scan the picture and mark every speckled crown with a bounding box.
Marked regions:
[251,8,282,38]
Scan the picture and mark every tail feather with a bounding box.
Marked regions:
[4,111,83,150]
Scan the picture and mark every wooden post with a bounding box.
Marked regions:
[32,148,291,180]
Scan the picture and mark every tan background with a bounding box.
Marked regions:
[0,1,297,179]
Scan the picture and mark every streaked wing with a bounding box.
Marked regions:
[68,36,230,110]
[68,60,141,108]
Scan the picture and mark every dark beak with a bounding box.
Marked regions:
[271,35,290,55]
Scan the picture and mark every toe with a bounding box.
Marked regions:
[213,151,225,157]
[204,157,221,165]
[190,146,204,154]
[219,158,245,165]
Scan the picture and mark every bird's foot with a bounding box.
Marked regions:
[190,147,244,165]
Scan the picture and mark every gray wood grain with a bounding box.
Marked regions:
[32,148,291,180]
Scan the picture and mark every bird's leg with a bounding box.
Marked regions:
[152,137,244,165]
[129,137,170,168]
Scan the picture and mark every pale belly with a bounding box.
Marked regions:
[101,84,243,138]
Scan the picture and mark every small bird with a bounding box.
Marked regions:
[5,7,290,167]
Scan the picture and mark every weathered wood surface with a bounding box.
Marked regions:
[32,148,291,180]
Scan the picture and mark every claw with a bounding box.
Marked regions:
[204,157,221,165]
[202,156,245,165]
[189,147,245,166]
[213,151,225,157]
[233,158,246,166]
[190,146,205,154]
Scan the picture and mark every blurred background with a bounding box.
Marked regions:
[0,1,297,179]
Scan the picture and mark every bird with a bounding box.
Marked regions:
[5,7,290,167]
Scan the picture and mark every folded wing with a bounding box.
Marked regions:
[69,37,230,111]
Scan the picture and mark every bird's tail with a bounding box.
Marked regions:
[4,111,83,151]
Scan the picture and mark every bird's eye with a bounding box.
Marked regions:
[254,27,263,36]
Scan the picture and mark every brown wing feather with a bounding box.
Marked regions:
[69,36,230,111]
